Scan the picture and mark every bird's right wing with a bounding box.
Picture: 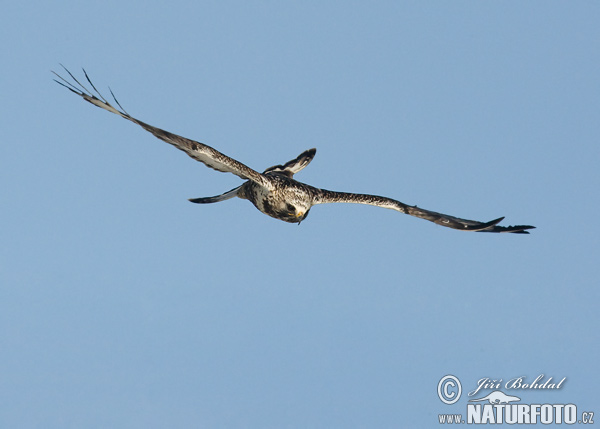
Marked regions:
[313,189,535,233]
[53,66,272,188]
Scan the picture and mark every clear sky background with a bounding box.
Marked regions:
[2,1,599,427]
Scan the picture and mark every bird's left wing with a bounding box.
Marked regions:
[53,67,271,188]
[313,189,535,233]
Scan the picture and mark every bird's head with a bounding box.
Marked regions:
[279,202,311,224]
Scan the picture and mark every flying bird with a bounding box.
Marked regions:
[53,67,535,234]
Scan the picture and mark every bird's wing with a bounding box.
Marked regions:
[313,189,535,233]
[53,66,271,188]
[188,185,242,204]
[263,148,317,177]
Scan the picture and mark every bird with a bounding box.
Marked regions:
[53,66,535,234]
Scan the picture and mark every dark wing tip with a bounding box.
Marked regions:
[465,216,535,234]
[188,197,216,204]
[460,216,505,231]
[478,224,536,234]
[488,216,505,226]
[511,225,536,234]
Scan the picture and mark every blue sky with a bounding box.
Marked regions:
[2,1,599,427]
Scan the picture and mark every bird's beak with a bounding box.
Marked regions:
[296,211,304,218]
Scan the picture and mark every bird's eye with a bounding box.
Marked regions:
[286,204,295,213]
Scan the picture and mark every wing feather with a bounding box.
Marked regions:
[263,148,317,177]
[188,185,242,204]
[313,189,535,233]
[53,67,271,188]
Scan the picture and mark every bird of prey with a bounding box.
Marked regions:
[53,67,535,234]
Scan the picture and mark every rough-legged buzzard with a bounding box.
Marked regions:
[53,67,534,234]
